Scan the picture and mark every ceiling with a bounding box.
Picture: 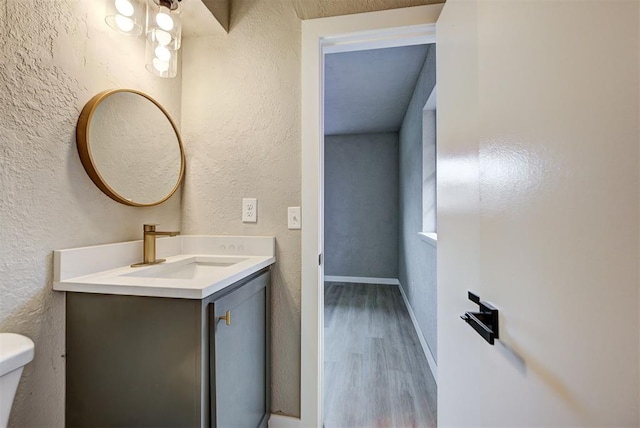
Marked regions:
[291,0,445,20]
[324,44,431,136]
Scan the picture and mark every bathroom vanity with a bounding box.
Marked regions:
[54,236,275,428]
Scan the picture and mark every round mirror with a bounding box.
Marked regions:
[76,89,185,206]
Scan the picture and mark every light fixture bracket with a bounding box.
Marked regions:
[154,0,180,10]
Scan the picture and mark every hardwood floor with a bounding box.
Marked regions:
[323,282,437,428]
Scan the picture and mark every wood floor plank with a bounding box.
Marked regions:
[323,282,437,428]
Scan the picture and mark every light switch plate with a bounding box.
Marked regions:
[288,207,301,229]
[242,198,257,223]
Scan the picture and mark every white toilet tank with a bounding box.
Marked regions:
[0,334,34,428]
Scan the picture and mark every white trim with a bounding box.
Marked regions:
[268,414,302,428]
[324,275,400,285]
[418,232,438,247]
[301,6,444,426]
[323,24,436,54]
[397,281,438,383]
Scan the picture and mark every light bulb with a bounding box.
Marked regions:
[154,45,171,62]
[156,10,174,31]
[114,0,134,17]
[115,15,134,32]
[154,30,171,46]
[153,58,170,73]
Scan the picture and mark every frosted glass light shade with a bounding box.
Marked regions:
[146,0,182,50]
[105,0,144,36]
[145,39,178,78]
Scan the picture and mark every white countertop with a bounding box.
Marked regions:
[53,236,275,299]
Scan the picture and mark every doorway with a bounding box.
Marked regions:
[322,43,437,426]
[297,5,443,427]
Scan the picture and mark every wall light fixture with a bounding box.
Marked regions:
[145,0,182,78]
[105,0,144,36]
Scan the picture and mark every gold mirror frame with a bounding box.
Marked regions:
[76,89,185,207]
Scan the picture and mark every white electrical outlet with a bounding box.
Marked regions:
[288,207,301,229]
[242,198,257,223]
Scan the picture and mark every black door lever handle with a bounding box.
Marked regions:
[461,292,499,345]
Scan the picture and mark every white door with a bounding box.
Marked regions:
[437,0,639,426]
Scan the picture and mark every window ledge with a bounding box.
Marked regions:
[418,232,437,247]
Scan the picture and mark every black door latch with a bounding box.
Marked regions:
[460,291,499,345]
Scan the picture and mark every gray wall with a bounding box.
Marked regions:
[399,45,437,361]
[324,133,399,278]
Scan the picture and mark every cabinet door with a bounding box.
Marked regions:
[211,271,269,428]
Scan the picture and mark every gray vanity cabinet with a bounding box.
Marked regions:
[65,268,271,428]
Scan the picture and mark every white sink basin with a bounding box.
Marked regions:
[124,256,249,280]
[53,236,275,299]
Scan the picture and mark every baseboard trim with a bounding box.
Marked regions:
[397,281,438,383]
[324,275,400,285]
[269,414,302,428]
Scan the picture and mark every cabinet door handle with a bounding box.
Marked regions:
[219,310,231,326]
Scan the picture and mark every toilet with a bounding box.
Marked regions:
[0,334,34,428]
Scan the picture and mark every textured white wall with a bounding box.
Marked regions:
[182,0,443,417]
[0,1,182,426]
[181,1,302,416]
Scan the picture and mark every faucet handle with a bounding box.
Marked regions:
[143,224,159,232]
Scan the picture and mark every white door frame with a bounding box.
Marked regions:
[289,5,442,427]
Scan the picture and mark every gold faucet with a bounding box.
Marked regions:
[131,224,180,267]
